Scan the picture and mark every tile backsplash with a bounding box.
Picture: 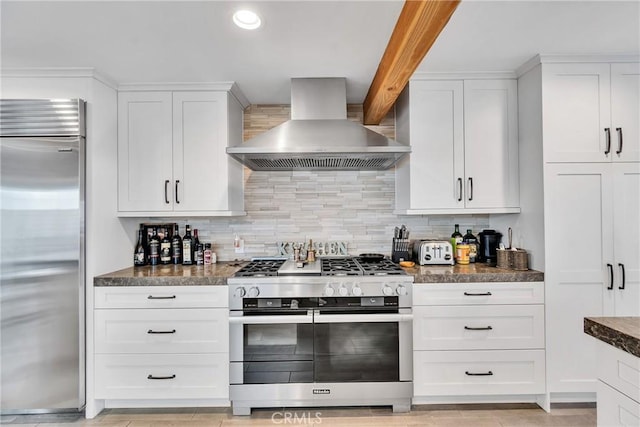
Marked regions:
[158,104,490,261]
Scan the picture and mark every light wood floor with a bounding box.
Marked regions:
[1,403,596,426]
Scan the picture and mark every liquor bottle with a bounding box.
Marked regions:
[159,228,171,264]
[133,226,147,267]
[194,228,200,248]
[171,224,182,265]
[463,229,479,263]
[182,225,193,265]
[148,228,160,266]
[450,224,463,260]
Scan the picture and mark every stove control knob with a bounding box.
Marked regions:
[338,285,349,296]
[352,284,363,296]
[396,284,408,296]
[382,285,394,296]
[247,286,260,298]
[324,285,335,297]
[233,287,246,298]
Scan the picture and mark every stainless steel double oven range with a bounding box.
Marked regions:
[228,257,413,415]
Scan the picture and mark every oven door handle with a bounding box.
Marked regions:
[229,313,313,324]
[313,312,413,323]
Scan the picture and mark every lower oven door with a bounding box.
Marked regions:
[313,308,413,383]
[230,311,314,385]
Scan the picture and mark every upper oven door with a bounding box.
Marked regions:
[313,308,413,383]
[230,310,314,384]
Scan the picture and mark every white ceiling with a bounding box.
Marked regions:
[1,1,639,104]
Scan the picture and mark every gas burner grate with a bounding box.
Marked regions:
[321,258,363,276]
[234,259,286,277]
[354,257,406,276]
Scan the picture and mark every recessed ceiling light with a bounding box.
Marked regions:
[233,10,261,30]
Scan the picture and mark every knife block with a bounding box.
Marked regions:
[392,238,410,263]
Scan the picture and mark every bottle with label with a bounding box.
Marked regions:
[195,244,204,265]
[450,224,463,260]
[133,226,147,267]
[171,224,182,265]
[463,229,479,263]
[148,228,160,266]
[182,225,193,265]
[159,228,171,264]
[204,243,212,265]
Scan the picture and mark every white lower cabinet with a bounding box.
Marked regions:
[413,282,546,403]
[93,286,229,404]
[595,340,640,426]
[95,353,229,400]
[597,381,640,427]
[414,350,546,396]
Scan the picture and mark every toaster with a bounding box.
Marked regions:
[415,240,455,265]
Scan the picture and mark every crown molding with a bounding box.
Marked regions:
[0,67,119,90]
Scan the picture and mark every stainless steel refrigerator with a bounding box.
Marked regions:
[0,99,85,414]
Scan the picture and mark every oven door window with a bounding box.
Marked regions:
[243,322,314,384]
[313,321,399,382]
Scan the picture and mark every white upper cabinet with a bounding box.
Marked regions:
[543,62,639,163]
[395,78,519,214]
[118,87,246,216]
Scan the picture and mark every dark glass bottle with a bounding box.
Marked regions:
[148,228,160,266]
[133,227,146,267]
[182,225,193,265]
[450,224,463,260]
[160,228,171,264]
[463,229,479,263]
[171,224,182,265]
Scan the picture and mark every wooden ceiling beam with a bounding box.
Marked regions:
[363,0,461,125]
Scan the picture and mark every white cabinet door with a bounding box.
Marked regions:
[542,63,612,163]
[395,79,519,214]
[173,91,229,212]
[118,92,173,212]
[612,163,640,315]
[611,63,640,162]
[463,80,519,209]
[597,380,640,427]
[403,80,465,211]
[545,163,614,392]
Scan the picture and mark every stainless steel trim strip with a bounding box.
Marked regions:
[0,99,85,137]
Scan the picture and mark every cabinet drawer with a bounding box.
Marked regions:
[413,305,544,350]
[95,308,228,354]
[597,340,640,402]
[413,282,544,306]
[94,353,229,400]
[95,286,227,309]
[598,380,640,427]
[413,350,545,396]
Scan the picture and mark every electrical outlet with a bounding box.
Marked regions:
[234,239,245,254]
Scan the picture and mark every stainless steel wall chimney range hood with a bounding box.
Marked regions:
[226,78,410,171]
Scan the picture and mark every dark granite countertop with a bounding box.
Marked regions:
[404,264,544,283]
[94,262,247,286]
[584,317,640,358]
[95,261,543,286]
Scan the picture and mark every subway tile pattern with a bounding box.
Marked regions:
[155,104,489,261]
